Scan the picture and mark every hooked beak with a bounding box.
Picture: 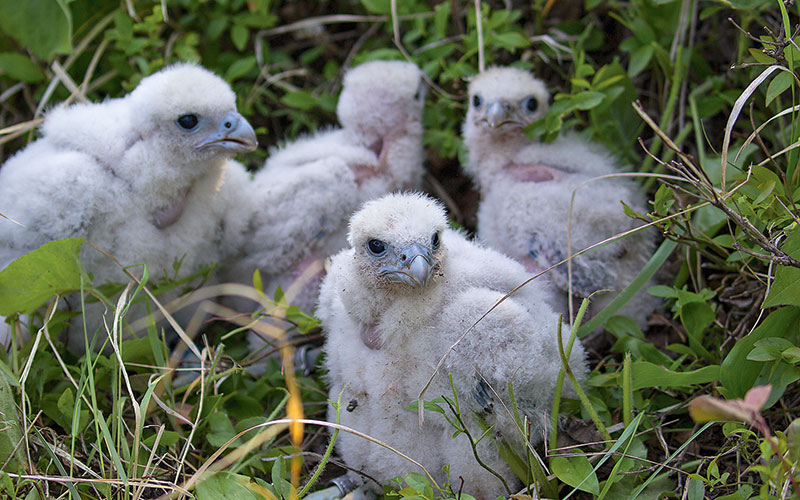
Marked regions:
[479,99,523,129]
[195,110,257,153]
[379,242,439,288]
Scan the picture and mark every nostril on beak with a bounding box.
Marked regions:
[399,253,407,262]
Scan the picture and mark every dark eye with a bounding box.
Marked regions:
[431,232,440,250]
[523,97,538,113]
[176,114,199,130]
[472,94,482,109]
[367,239,387,256]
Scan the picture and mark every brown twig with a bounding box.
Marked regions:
[634,102,800,269]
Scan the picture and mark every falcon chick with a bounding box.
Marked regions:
[0,63,257,352]
[463,66,657,328]
[225,60,426,315]
[318,193,587,498]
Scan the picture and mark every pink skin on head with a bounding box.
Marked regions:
[508,163,558,183]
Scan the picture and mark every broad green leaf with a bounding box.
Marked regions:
[763,229,800,307]
[630,361,719,390]
[0,238,85,315]
[433,2,449,37]
[720,307,800,398]
[207,412,242,448]
[56,387,74,418]
[225,56,256,81]
[679,300,715,344]
[360,0,390,14]
[551,455,600,494]
[231,24,249,52]
[782,346,800,363]
[0,0,71,60]
[196,471,265,500]
[628,44,654,77]
[0,368,24,473]
[570,91,605,111]
[787,418,800,462]
[746,346,780,362]
[687,477,704,500]
[749,47,775,64]
[752,180,776,204]
[0,53,45,83]
[726,0,772,8]
[280,90,318,111]
[142,430,180,448]
[403,473,434,499]
[491,31,530,50]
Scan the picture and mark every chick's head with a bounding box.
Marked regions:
[128,63,257,166]
[466,66,549,137]
[337,60,425,146]
[348,192,446,291]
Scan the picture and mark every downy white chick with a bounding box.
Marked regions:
[224,60,425,325]
[463,66,657,328]
[0,63,257,352]
[317,193,587,499]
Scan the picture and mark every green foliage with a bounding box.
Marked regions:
[763,228,800,307]
[0,0,71,60]
[0,238,85,315]
[2,0,800,498]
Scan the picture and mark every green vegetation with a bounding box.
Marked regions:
[1,0,800,498]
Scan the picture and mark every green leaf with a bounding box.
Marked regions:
[0,53,44,83]
[360,0,390,14]
[726,0,772,8]
[142,430,180,448]
[628,44,654,77]
[231,24,248,52]
[686,477,704,500]
[252,269,264,295]
[763,229,800,307]
[56,387,74,418]
[405,397,447,416]
[680,300,715,343]
[782,346,800,364]
[749,47,775,63]
[491,31,530,50]
[766,71,794,106]
[403,473,433,499]
[630,361,720,390]
[0,238,85,315]
[570,91,605,110]
[720,307,800,398]
[280,90,318,111]
[433,2,449,37]
[551,455,600,494]
[225,56,256,81]
[196,471,263,500]
[0,368,24,473]
[207,412,242,448]
[0,0,72,60]
[746,346,780,362]
[787,418,800,462]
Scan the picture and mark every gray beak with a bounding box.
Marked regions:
[486,99,511,128]
[379,242,439,288]
[195,110,257,152]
